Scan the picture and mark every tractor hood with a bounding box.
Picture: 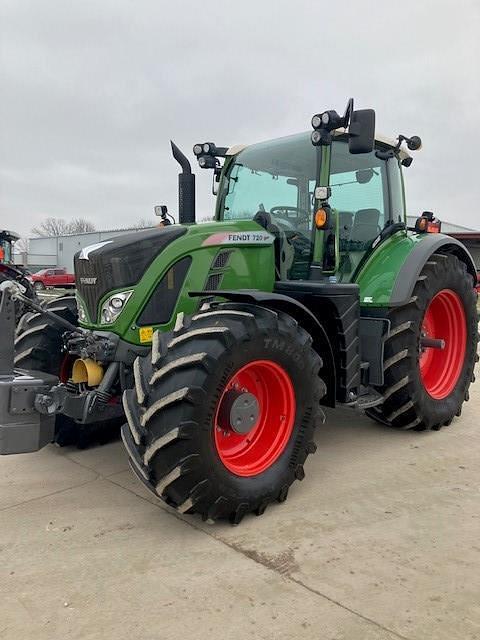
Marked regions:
[74,225,186,320]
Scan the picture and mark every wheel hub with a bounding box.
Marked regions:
[216,388,260,435]
[229,392,260,434]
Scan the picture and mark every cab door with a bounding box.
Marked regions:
[328,138,405,282]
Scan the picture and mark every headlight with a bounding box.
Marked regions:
[100,290,133,325]
[76,295,88,323]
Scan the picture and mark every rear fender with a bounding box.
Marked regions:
[356,232,477,307]
[390,235,477,306]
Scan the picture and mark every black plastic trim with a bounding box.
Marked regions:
[137,256,191,326]
[359,317,390,386]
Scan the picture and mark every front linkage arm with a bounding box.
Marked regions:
[6,282,79,333]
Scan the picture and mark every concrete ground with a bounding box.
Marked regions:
[1,378,479,640]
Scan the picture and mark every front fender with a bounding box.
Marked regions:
[190,289,337,407]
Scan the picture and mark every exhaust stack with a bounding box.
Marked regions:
[171,141,196,224]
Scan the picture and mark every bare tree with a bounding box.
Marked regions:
[31,217,96,237]
[31,217,71,237]
[67,218,96,234]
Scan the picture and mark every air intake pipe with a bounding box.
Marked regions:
[171,141,196,224]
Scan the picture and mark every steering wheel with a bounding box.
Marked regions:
[270,205,310,224]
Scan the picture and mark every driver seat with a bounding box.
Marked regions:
[350,208,381,246]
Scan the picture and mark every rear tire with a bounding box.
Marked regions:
[122,303,326,524]
[368,253,478,430]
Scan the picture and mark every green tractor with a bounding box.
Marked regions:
[1,99,478,524]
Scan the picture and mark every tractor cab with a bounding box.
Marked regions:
[215,129,409,285]
[0,230,19,265]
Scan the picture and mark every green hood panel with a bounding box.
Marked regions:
[79,220,275,345]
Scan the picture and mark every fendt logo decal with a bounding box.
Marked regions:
[80,277,97,285]
[202,231,275,247]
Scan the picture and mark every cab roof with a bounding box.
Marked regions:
[0,230,20,242]
[226,129,412,162]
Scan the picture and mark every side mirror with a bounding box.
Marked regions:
[407,135,422,151]
[348,109,375,154]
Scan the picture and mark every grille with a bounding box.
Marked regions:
[212,250,232,270]
[205,273,222,290]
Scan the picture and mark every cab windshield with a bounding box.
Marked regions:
[219,132,315,239]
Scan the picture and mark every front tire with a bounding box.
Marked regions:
[15,296,78,372]
[121,303,326,524]
[368,253,478,430]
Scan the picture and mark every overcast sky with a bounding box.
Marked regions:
[1,0,479,238]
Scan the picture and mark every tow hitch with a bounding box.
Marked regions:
[0,283,61,454]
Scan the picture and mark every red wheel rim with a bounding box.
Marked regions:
[419,289,467,399]
[214,360,296,477]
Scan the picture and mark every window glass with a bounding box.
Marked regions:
[221,133,315,239]
[220,133,316,280]
[0,241,11,263]
[224,165,297,220]
[330,140,388,281]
